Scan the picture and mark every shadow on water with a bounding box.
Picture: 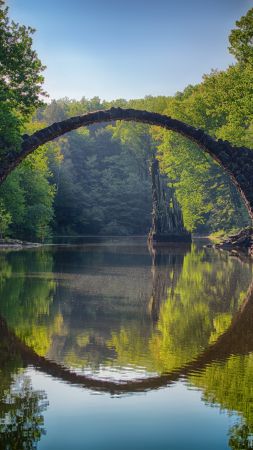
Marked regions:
[0,239,253,448]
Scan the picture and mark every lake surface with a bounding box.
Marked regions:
[0,237,253,449]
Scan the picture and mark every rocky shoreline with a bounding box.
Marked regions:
[213,227,253,258]
[1,229,253,257]
[0,239,42,249]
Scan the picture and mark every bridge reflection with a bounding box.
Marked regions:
[0,279,253,394]
[0,244,252,395]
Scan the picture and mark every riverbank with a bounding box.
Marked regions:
[209,227,253,258]
[0,239,42,249]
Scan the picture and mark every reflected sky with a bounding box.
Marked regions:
[29,367,234,450]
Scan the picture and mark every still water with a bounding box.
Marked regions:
[0,237,253,449]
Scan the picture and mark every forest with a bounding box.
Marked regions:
[0,4,252,240]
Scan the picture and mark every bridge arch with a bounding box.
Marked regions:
[1,107,253,222]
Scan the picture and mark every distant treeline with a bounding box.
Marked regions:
[0,8,252,239]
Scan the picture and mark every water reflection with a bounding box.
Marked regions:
[0,240,253,448]
[0,372,47,449]
[1,243,251,376]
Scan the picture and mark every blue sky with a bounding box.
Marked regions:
[7,0,252,101]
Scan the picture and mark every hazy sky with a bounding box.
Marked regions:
[7,0,252,101]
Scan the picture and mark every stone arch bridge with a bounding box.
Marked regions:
[1,107,253,223]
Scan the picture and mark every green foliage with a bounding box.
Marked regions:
[0,103,22,156]
[0,6,252,238]
[0,1,45,114]
[0,148,55,240]
[229,8,253,65]
[208,228,241,243]
[154,60,253,231]
[0,200,11,237]
[36,100,153,236]
[40,31,253,235]
[34,69,253,235]
[0,0,46,156]
[0,1,55,240]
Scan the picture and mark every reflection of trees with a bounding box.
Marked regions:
[186,279,253,450]
[189,353,253,450]
[148,244,189,321]
[190,354,253,420]
[1,244,250,377]
[229,424,253,450]
[49,245,251,374]
[0,255,12,286]
[1,246,253,447]
[0,374,47,450]
[0,251,57,356]
[108,246,252,374]
[0,252,50,447]
[0,322,48,450]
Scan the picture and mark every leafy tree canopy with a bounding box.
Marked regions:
[0,0,46,157]
[229,7,253,65]
[0,0,45,114]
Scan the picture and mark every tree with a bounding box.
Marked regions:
[0,4,58,240]
[0,200,11,238]
[0,0,46,156]
[229,8,253,65]
[0,0,46,114]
